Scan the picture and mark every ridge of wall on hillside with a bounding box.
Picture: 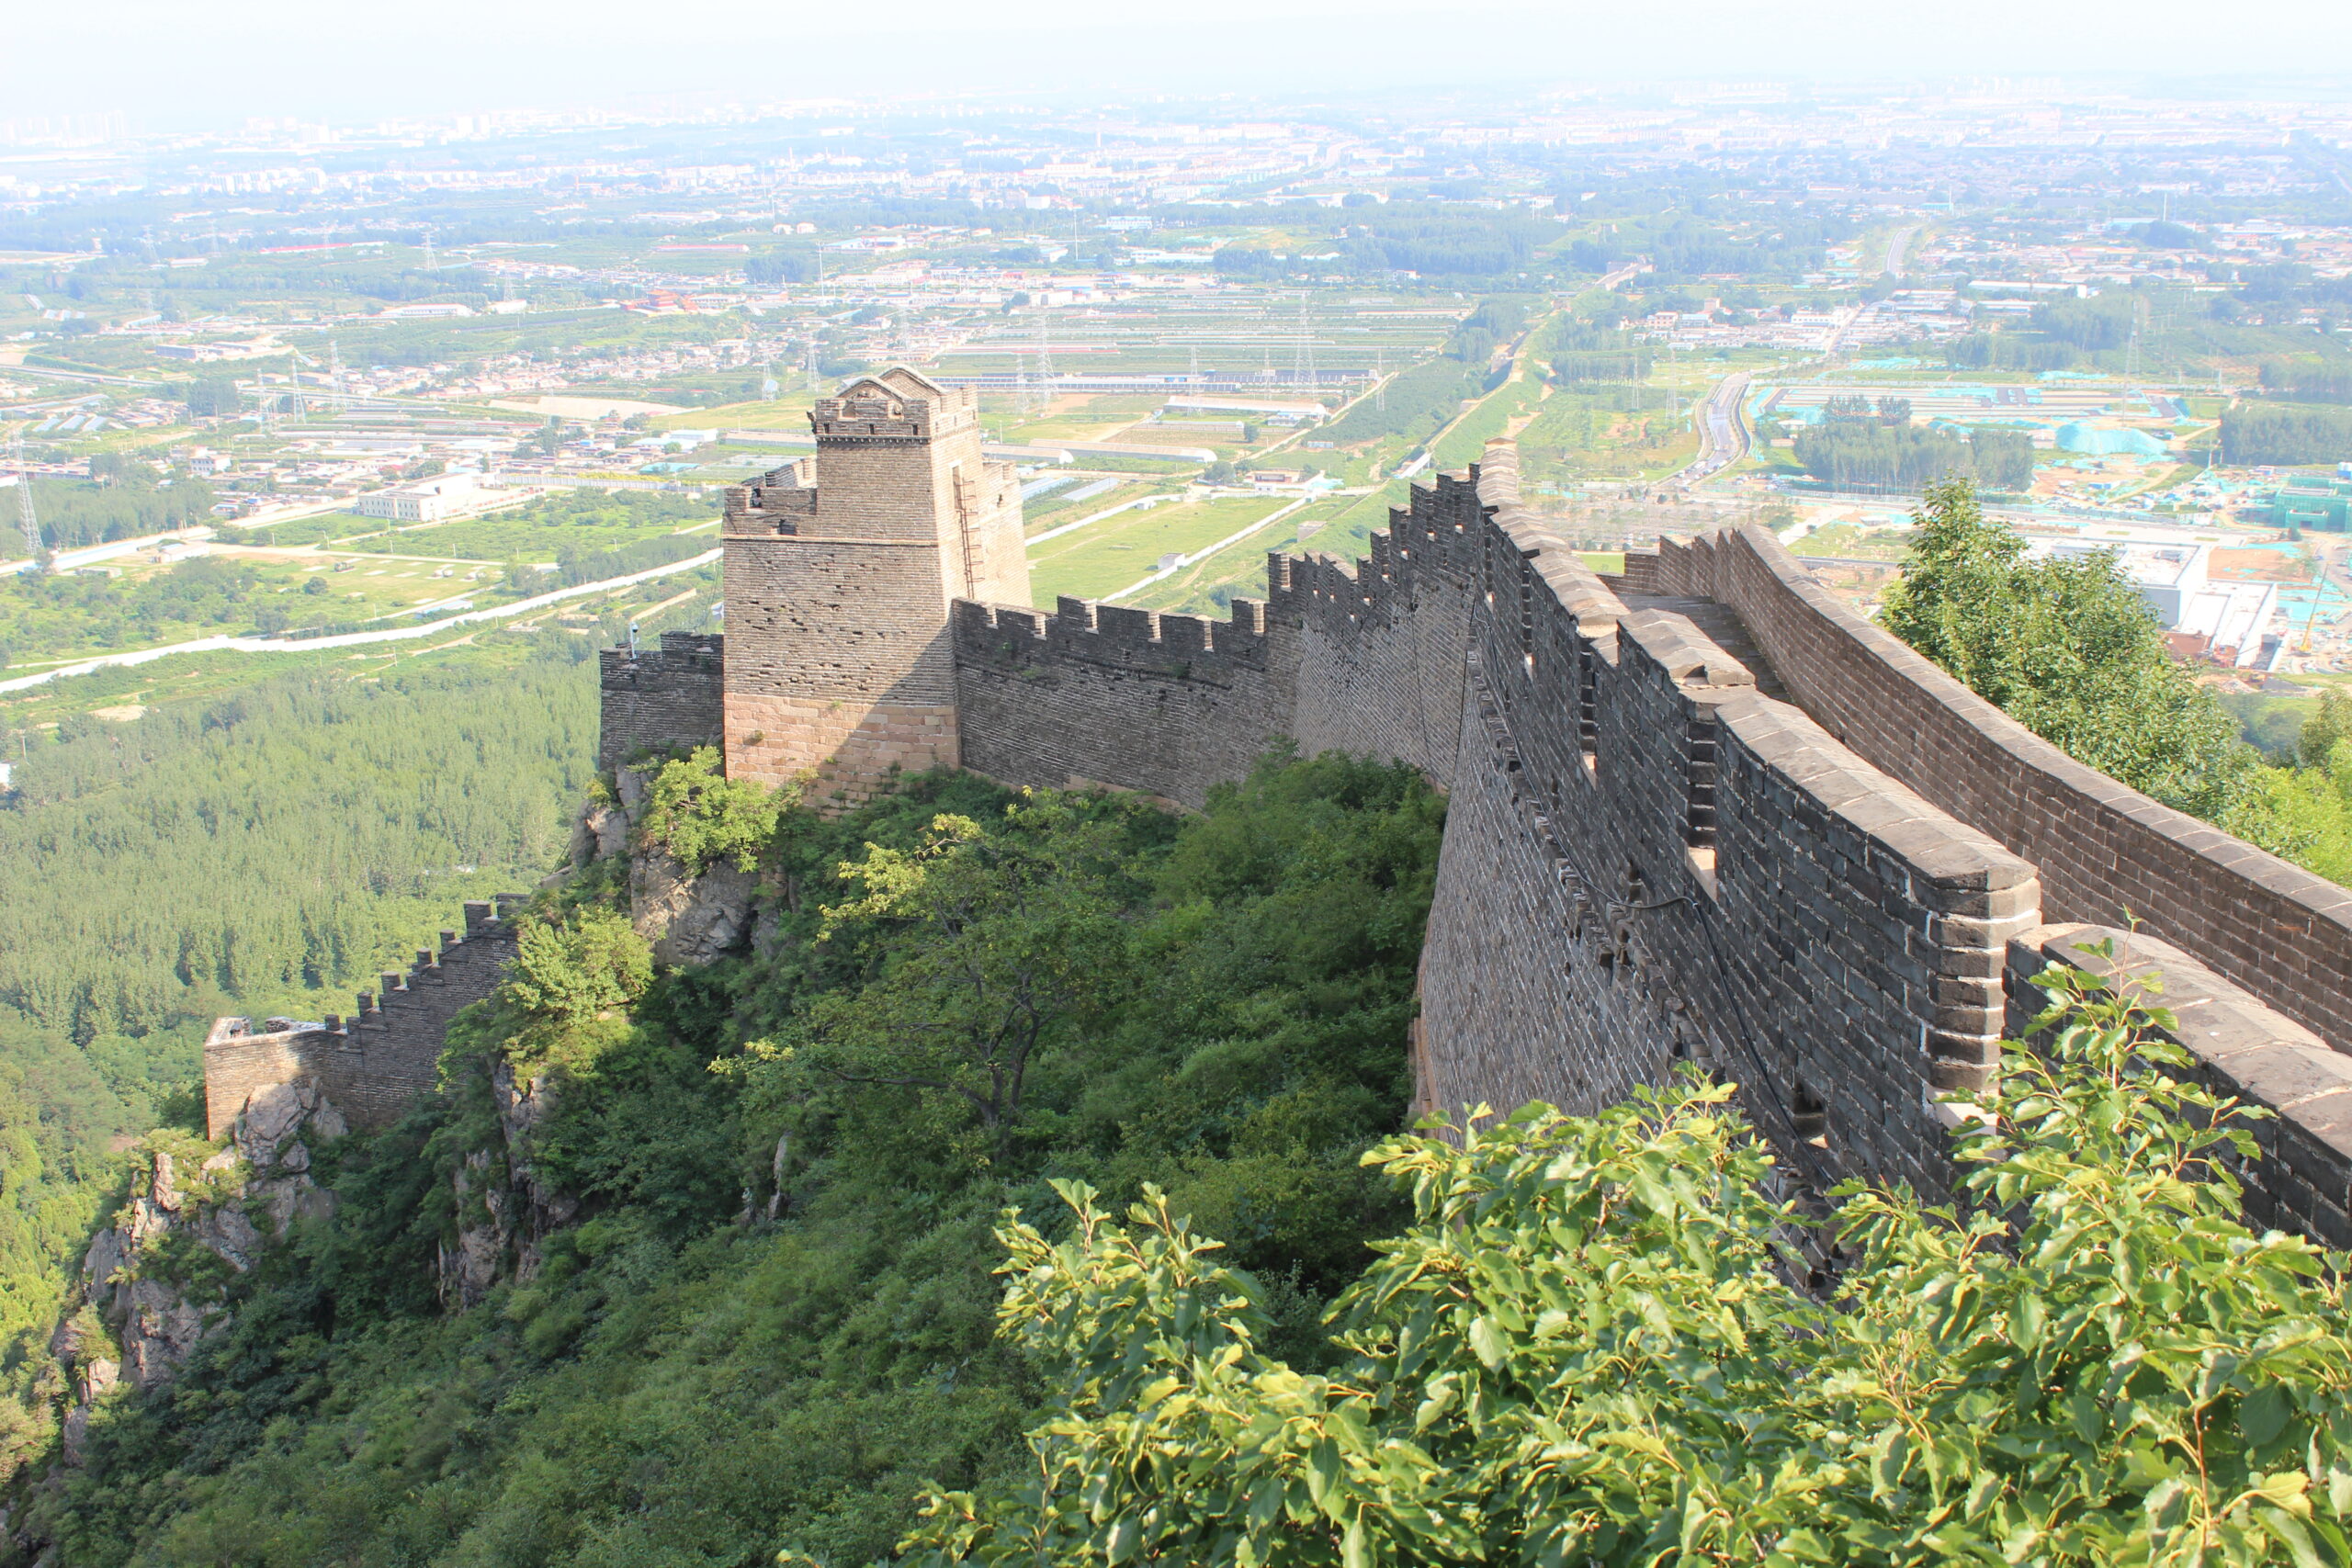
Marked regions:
[202,894,528,1140]
[1623,529,2352,1059]
[951,448,2039,1195]
[592,436,2352,1241]
[1440,450,2035,1191]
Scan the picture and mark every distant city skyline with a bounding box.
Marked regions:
[10,0,2352,130]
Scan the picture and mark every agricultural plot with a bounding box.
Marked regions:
[1024,493,1306,606]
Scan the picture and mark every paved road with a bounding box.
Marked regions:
[1883,225,1919,278]
[1676,373,1753,484]
[0,547,721,694]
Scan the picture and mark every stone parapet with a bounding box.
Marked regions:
[202,895,526,1139]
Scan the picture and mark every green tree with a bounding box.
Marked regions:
[1881,479,2267,831]
[904,959,2352,1567]
[182,378,241,419]
[759,802,1136,1162]
[2301,691,2352,770]
[637,745,789,874]
[502,907,653,1025]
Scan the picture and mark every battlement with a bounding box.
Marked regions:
[203,894,528,1140]
[726,459,817,537]
[810,368,978,444]
[955,592,1271,675]
[599,632,725,768]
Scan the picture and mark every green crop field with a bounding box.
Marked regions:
[1025,493,1305,606]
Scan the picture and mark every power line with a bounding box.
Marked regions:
[1292,293,1316,391]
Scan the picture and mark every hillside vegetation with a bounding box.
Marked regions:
[0,639,613,1483]
[26,752,1442,1565]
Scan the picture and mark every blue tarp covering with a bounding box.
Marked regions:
[2057,422,2168,457]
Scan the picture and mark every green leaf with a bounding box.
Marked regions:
[2243,1385,2292,1449]
[1467,1315,1508,1370]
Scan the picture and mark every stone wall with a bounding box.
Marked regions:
[952,595,1294,807]
[1627,528,2352,1060]
[595,433,2352,1235]
[598,632,724,769]
[948,448,2035,1196]
[203,895,526,1140]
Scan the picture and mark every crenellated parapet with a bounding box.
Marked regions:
[599,632,724,769]
[202,894,529,1141]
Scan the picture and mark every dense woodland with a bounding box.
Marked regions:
[2222,401,2352,466]
[0,643,602,1461]
[14,475,218,556]
[1793,419,2035,492]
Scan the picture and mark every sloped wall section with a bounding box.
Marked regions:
[203,895,528,1140]
[950,451,2037,1200]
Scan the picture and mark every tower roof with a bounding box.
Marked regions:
[834,366,946,402]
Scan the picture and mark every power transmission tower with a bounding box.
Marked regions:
[10,431,41,563]
[328,339,345,412]
[1291,294,1316,391]
[760,349,778,401]
[422,224,437,271]
[1374,347,1385,412]
[1035,310,1053,389]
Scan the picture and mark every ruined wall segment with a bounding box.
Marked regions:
[203,896,526,1140]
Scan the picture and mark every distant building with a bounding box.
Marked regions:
[355,471,481,523]
[2029,533,2280,669]
[2267,477,2352,533]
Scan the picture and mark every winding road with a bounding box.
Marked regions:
[1675,372,1752,484]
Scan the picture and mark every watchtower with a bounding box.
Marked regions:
[718,367,1030,801]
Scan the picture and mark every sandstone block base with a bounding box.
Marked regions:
[725,692,958,808]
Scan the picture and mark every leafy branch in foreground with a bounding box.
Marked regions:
[899,956,2352,1567]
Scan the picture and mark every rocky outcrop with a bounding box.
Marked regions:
[572,762,763,967]
[436,1059,581,1310]
[629,852,758,966]
[59,1078,348,1459]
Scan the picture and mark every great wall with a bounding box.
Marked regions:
[205,366,2352,1247]
[202,896,528,1141]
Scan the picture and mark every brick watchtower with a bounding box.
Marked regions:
[718,367,1030,802]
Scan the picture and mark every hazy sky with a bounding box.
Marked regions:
[12,0,2352,129]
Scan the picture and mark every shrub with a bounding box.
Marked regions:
[503,908,652,1023]
[903,956,2352,1567]
[637,745,788,874]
